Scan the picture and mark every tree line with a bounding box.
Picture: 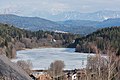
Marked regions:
[74,26,120,56]
[0,23,80,58]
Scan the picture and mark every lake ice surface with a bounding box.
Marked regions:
[12,48,92,70]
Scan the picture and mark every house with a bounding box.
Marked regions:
[36,74,52,80]
[72,73,77,80]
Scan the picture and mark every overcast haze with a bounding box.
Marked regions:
[0,0,120,16]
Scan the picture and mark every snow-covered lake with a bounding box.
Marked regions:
[12,48,92,70]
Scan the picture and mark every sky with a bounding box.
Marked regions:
[0,0,120,16]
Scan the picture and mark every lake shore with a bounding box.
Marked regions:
[12,48,93,70]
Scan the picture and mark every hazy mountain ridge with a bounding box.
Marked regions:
[58,18,120,28]
[57,20,99,27]
[0,13,120,35]
[0,14,98,35]
[0,14,64,31]
[57,20,99,35]
[97,18,120,27]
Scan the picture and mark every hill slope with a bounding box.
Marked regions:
[0,23,80,58]
[72,27,120,53]
[0,14,64,31]
[58,18,120,28]
[0,14,97,35]
[97,18,120,27]
[57,20,99,35]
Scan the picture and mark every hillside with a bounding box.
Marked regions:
[58,18,120,28]
[97,18,120,27]
[1,14,120,35]
[57,18,120,35]
[72,27,120,54]
[0,23,80,58]
[0,14,64,31]
[57,20,99,35]
[0,14,99,35]
[58,20,99,27]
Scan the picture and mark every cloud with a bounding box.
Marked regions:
[49,3,70,14]
[0,0,120,15]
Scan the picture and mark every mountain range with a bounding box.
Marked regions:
[0,14,63,31]
[58,18,120,28]
[0,13,120,35]
[0,14,97,35]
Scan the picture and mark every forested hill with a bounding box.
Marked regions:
[74,27,120,54]
[0,14,95,35]
[0,23,80,58]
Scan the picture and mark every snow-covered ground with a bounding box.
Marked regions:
[12,48,93,70]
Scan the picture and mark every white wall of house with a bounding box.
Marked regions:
[72,74,77,80]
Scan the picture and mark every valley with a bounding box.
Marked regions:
[0,9,119,80]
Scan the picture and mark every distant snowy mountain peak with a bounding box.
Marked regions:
[95,10,120,20]
[37,10,120,21]
[103,16,109,20]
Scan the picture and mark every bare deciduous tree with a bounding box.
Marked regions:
[83,43,120,80]
[48,60,65,80]
[75,42,120,80]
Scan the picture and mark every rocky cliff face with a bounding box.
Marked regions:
[0,54,32,80]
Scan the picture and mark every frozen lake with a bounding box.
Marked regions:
[12,48,92,70]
